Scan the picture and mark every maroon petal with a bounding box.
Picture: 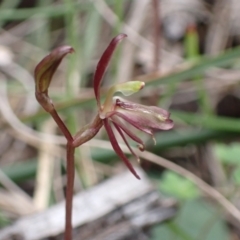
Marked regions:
[112,122,140,162]
[93,34,127,107]
[108,111,154,136]
[115,98,174,130]
[111,116,145,151]
[117,109,174,130]
[116,98,170,118]
[103,119,140,179]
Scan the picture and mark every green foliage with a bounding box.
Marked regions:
[1,159,37,183]
[214,143,240,185]
[232,167,240,185]
[150,200,229,240]
[0,211,10,228]
[173,111,240,133]
[214,143,240,165]
[159,171,199,200]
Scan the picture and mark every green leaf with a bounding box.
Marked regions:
[0,211,10,227]
[214,143,240,165]
[184,25,200,60]
[150,200,229,240]
[159,171,199,200]
[2,159,37,183]
[146,46,240,87]
[0,2,91,20]
[173,111,240,133]
[232,167,240,185]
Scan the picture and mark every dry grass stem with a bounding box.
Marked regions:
[94,0,153,49]
[0,170,36,215]
[205,0,230,55]
[77,145,98,187]
[0,78,67,145]
[115,0,150,82]
[52,162,65,203]
[152,0,161,71]
[33,119,58,211]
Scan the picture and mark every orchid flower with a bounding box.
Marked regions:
[34,33,173,180]
[92,33,174,179]
[34,33,173,240]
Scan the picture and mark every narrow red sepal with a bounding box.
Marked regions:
[111,116,145,151]
[103,119,140,179]
[113,122,140,162]
[93,34,127,106]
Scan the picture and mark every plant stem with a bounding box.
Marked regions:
[49,108,75,239]
[47,106,102,240]
[65,142,75,240]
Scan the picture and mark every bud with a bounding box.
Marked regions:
[34,46,74,112]
[34,46,74,93]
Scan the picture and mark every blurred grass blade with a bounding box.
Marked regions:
[184,25,200,60]
[173,110,240,132]
[0,2,90,20]
[81,5,101,85]
[146,46,240,87]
